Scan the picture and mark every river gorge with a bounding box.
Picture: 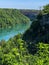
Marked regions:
[0,22,31,41]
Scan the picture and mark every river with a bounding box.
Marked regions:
[0,22,31,41]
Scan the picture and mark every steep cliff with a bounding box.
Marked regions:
[23,14,49,43]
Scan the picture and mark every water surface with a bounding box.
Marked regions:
[0,22,31,41]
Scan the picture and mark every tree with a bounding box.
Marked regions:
[43,4,49,14]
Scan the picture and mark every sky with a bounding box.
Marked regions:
[0,0,49,9]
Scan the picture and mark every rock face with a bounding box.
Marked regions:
[23,14,49,43]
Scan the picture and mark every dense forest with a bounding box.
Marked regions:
[0,4,49,65]
[0,34,49,65]
[0,9,30,29]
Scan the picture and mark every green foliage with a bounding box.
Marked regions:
[36,43,49,65]
[0,9,30,29]
[0,34,49,65]
[43,4,49,14]
[0,35,29,65]
[0,5,49,65]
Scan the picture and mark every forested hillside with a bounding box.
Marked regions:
[22,13,49,43]
[22,4,49,43]
[0,34,49,65]
[0,9,30,29]
[0,4,49,65]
